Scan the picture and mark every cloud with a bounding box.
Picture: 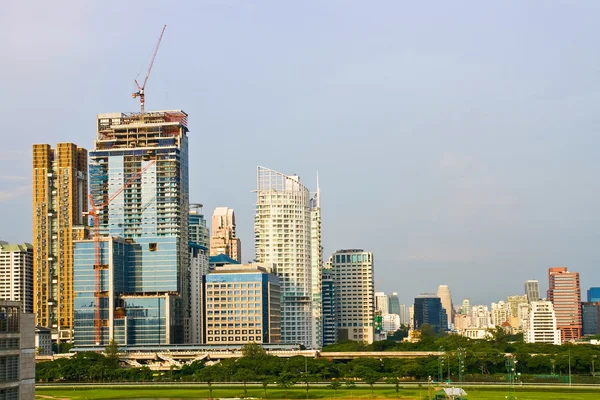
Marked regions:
[0,185,30,202]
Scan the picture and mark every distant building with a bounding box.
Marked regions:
[375,292,389,314]
[461,298,471,316]
[0,241,33,313]
[524,301,560,345]
[188,243,209,344]
[209,254,240,270]
[398,304,409,325]
[507,295,528,329]
[209,207,241,262]
[436,285,453,328]
[588,288,600,303]
[204,264,280,344]
[548,267,582,341]
[382,314,401,333]
[0,300,35,399]
[330,249,375,343]
[470,305,492,329]
[525,280,540,302]
[189,204,210,248]
[491,301,510,326]
[388,293,400,315]
[33,142,88,343]
[582,302,600,336]
[413,294,445,332]
[322,267,337,347]
[35,326,52,355]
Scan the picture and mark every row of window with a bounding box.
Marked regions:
[207,336,261,342]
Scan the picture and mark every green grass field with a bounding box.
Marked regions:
[35,385,600,400]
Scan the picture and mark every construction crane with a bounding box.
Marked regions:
[87,159,157,345]
[132,25,167,113]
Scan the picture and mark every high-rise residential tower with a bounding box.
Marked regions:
[375,292,389,314]
[32,143,88,343]
[437,285,453,329]
[309,177,323,348]
[330,249,374,343]
[547,266,582,342]
[461,298,471,316]
[74,110,189,346]
[255,166,320,347]
[524,301,560,345]
[525,280,540,302]
[0,242,34,313]
[209,207,241,262]
[189,204,210,248]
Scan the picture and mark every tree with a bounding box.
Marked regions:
[242,342,267,359]
[345,379,356,399]
[328,378,341,398]
[300,372,315,399]
[196,367,216,399]
[357,367,379,398]
[104,338,120,367]
[385,376,401,398]
[233,368,254,398]
[260,376,272,399]
[277,372,297,399]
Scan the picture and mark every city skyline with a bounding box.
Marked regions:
[3,2,600,306]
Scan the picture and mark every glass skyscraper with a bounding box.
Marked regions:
[413,294,446,332]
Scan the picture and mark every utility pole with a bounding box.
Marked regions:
[458,348,466,383]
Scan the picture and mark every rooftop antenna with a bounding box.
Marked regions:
[132,25,167,113]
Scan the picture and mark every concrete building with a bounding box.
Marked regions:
[491,301,511,326]
[322,267,337,347]
[388,293,400,315]
[204,264,280,344]
[74,110,190,346]
[436,285,453,329]
[587,288,600,302]
[524,301,561,345]
[209,207,241,262]
[375,292,389,314]
[32,143,88,343]
[189,204,210,248]
[413,294,445,332]
[382,314,401,333]
[188,243,209,344]
[330,249,374,343]
[548,267,582,342]
[254,166,320,347]
[35,326,52,355]
[0,300,35,399]
[398,304,409,325]
[0,242,33,314]
[460,298,471,316]
[507,295,528,329]
[582,302,600,336]
[309,178,323,349]
[525,280,540,303]
[470,305,492,329]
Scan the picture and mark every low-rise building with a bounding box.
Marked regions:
[35,326,52,355]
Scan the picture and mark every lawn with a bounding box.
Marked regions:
[35,385,600,400]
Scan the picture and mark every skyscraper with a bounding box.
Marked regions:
[413,294,445,332]
[398,304,409,325]
[388,292,400,315]
[548,267,582,342]
[525,280,540,302]
[189,204,210,248]
[309,177,323,348]
[0,242,33,313]
[587,287,600,302]
[437,285,453,329]
[74,110,189,346]
[254,166,318,347]
[461,298,471,316]
[32,143,88,343]
[330,249,375,343]
[375,292,389,314]
[524,301,560,345]
[209,207,241,262]
[321,266,337,347]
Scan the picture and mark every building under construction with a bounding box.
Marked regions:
[32,143,88,343]
[73,110,190,346]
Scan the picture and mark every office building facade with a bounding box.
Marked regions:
[413,294,446,332]
[582,302,600,336]
[254,166,317,347]
[587,288,600,303]
[524,301,561,345]
[189,204,210,248]
[209,207,241,262]
[0,242,33,314]
[375,292,389,314]
[321,267,337,347]
[388,292,400,315]
[0,300,35,400]
[437,285,453,329]
[204,264,280,344]
[548,267,582,342]
[525,280,540,303]
[32,143,88,343]
[330,249,374,343]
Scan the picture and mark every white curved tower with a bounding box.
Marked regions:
[437,285,453,329]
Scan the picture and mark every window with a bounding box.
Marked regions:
[149,243,158,251]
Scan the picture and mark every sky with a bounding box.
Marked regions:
[3,1,600,307]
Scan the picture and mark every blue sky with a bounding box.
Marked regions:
[3,1,600,306]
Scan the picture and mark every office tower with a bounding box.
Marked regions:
[461,298,471,316]
[388,292,400,315]
[413,294,445,332]
[204,264,280,344]
[75,110,189,346]
[189,204,210,248]
[375,292,389,314]
[309,178,323,349]
[436,285,453,329]
[525,280,540,302]
[0,242,33,313]
[548,267,582,342]
[587,288,600,302]
[209,207,241,262]
[398,304,408,325]
[32,143,88,343]
[524,301,560,345]
[330,249,374,343]
[581,302,600,336]
[322,266,337,347]
[0,300,35,399]
[254,166,318,347]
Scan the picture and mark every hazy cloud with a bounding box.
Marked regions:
[0,185,30,202]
